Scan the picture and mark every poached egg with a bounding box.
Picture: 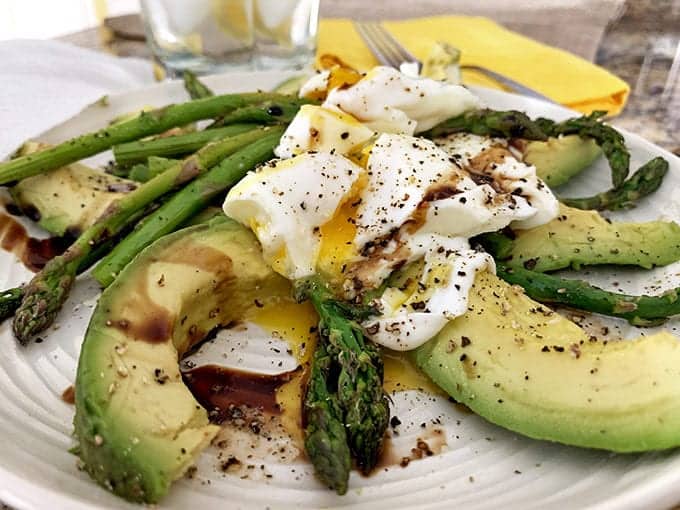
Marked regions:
[223,69,558,350]
[321,66,481,135]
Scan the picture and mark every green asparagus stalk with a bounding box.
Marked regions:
[11,128,275,343]
[1,205,227,326]
[541,111,629,188]
[427,108,667,210]
[183,70,214,99]
[422,109,548,141]
[0,288,23,323]
[182,206,225,226]
[496,262,680,326]
[127,157,177,182]
[333,333,388,473]
[6,198,155,337]
[209,100,306,129]
[182,71,314,130]
[113,124,256,167]
[93,128,284,287]
[303,341,352,494]
[561,157,668,210]
[301,278,390,475]
[0,92,296,185]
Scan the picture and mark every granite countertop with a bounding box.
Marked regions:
[597,0,679,154]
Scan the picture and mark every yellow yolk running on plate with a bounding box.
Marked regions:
[245,297,445,445]
[246,298,319,446]
[382,349,445,396]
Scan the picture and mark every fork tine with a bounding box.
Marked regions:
[354,22,400,68]
[361,23,404,68]
[370,23,421,67]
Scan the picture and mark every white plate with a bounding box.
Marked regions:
[1,71,680,510]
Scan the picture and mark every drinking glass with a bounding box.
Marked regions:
[253,0,319,70]
[140,0,255,76]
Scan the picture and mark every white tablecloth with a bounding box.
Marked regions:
[0,39,153,158]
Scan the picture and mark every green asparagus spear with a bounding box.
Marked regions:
[113,124,256,167]
[0,92,296,185]
[422,109,548,141]
[183,70,214,99]
[301,278,390,475]
[1,205,227,326]
[113,96,308,167]
[533,116,558,135]
[127,156,177,182]
[93,128,284,287]
[209,100,306,129]
[561,157,668,210]
[7,199,154,338]
[427,108,666,210]
[496,263,680,326]
[333,334,388,472]
[304,341,352,494]
[0,288,23,323]
[542,111,629,188]
[12,128,275,343]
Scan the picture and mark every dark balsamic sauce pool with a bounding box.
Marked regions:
[182,364,298,423]
[0,211,70,272]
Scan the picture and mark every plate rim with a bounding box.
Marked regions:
[1,69,679,510]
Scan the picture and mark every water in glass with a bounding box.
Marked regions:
[141,0,255,76]
[253,0,319,70]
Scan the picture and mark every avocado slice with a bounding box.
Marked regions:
[74,218,290,503]
[522,135,601,188]
[415,271,680,452]
[498,204,680,272]
[10,141,137,237]
[272,74,309,95]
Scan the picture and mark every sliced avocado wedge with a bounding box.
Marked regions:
[74,219,289,503]
[415,271,680,452]
[496,205,680,272]
[522,135,601,188]
[10,142,137,236]
[272,74,309,95]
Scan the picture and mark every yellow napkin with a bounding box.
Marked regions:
[317,16,630,115]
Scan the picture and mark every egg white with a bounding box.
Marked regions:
[434,133,559,230]
[274,105,374,158]
[224,70,559,351]
[223,152,362,280]
[364,235,494,351]
[323,66,481,134]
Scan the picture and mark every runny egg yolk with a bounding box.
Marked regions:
[245,297,318,446]
[316,171,368,283]
[244,295,441,447]
[224,151,363,280]
[382,350,445,396]
[243,294,444,445]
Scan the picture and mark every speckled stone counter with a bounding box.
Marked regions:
[597,0,679,154]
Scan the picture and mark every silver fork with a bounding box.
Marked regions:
[354,21,557,104]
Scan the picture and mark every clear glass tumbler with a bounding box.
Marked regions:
[140,0,255,76]
[253,0,319,70]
